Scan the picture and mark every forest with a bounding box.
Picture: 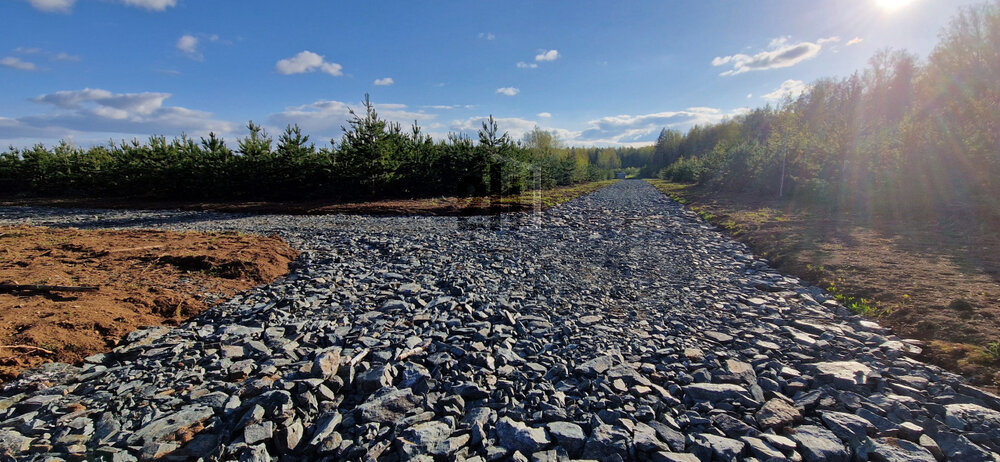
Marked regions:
[646,1,1000,218]
[0,97,651,201]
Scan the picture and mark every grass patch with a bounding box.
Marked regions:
[498,180,618,208]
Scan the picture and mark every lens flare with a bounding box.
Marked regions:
[876,0,915,12]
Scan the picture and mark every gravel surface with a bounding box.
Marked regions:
[1,179,998,461]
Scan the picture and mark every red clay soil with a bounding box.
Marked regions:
[0,225,297,382]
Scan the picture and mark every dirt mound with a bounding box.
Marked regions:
[0,225,298,382]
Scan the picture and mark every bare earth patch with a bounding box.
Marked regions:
[0,225,297,382]
[647,180,1000,387]
[0,180,618,216]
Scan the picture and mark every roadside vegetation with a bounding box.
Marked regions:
[642,2,1000,386]
[0,96,650,201]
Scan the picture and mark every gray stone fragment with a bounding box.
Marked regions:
[862,437,937,462]
[787,424,850,462]
[810,361,873,390]
[687,433,745,461]
[647,420,685,452]
[0,429,31,453]
[633,422,669,453]
[545,421,585,456]
[357,387,421,423]
[496,417,551,454]
[931,432,995,462]
[576,355,615,376]
[244,421,274,445]
[583,424,632,461]
[821,411,872,445]
[650,452,700,462]
[312,348,341,379]
[398,421,452,458]
[125,405,214,447]
[683,383,758,406]
[740,436,784,460]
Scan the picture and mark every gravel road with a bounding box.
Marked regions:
[1,179,998,461]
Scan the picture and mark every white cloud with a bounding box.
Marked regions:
[52,52,80,62]
[712,37,834,76]
[537,112,552,118]
[516,61,538,69]
[0,88,235,142]
[496,87,519,96]
[1,57,37,71]
[575,107,744,144]
[478,32,496,40]
[14,47,79,62]
[268,98,434,141]
[449,116,550,142]
[762,79,810,101]
[535,49,559,62]
[176,35,200,59]
[26,0,74,12]
[25,0,175,12]
[847,37,864,46]
[275,51,343,76]
[374,77,394,86]
[116,0,176,10]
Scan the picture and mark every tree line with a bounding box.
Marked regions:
[0,96,651,201]
[646,0,1000,217]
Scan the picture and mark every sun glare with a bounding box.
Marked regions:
[876,0,915,12]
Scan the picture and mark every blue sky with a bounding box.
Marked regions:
[0,0,980,147]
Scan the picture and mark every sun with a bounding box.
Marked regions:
[876,0,915,12]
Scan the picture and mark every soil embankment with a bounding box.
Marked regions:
[0,225,297,381]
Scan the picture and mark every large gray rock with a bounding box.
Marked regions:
[755,398,801,430]
[820,411,873,445]
[787,425,850,462]
[810,361,873,390]
[583,424,632,461]
[546,421,585,456]
[125,405,214,447]
[688,433,745,461]
[862,437,937,462]
[356,387,422,423]
[683,383,758,407]
[496,418,550,454]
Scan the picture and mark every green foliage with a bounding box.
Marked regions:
[646,1,1000,216]
[0,96,638,201]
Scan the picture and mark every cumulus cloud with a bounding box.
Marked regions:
[275,51,343,76]
[575,107,745,144]
[712,37,834,76]
[268,98,433,140]
[762,79,810,101]
[26,0,74,12]
[516,61,538,69]
[176,35,199,59]
[537,112,552,118]
[374,77,394,86]
[448,116,555,141]
[847,37,864,46]
[478,32,496,40]
[0,88,235,142]
[496,87,519,96]
[1,57,37,71]
[535,49,559,62]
